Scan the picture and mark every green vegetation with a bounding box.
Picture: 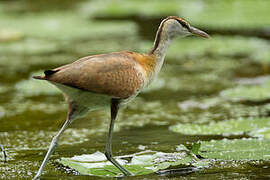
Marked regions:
[0,12,138,41]
[140,36,270,64]
[170,118,270,138]
[200,139,270,160]
[1,0,270,179]
[58,150,197,177]
[220,79,270,102]
[85,0,270,29]
[59,138,270,177]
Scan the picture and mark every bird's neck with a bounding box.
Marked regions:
[149,23,172,74]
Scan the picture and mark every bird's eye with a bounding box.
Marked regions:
[176,20,190,31]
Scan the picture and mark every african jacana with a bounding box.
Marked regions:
[32,16,209,179]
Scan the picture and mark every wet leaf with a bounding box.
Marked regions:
[220,79,270,102]
[140,36,270,64]
[183,0,270,29]
[0,12,138,41]
[170,118,270,138]
[251,128,270,140]
[57,150,206,177]
[87,0,270,29]
[199,139,270,160]
[15,78,60,97]
[82,0,181,17]
[0,39,59,55]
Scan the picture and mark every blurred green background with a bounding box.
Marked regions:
[1,0,270,179]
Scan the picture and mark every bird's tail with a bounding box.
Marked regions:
[33,69,59,80]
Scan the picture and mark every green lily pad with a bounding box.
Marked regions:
[57,150,205,177]
[58,139,270,177]
[251,128,270,140]
[254,51,270,64]
[220,79,270,102]
[183,0,270,29]
[139,36,270,64]
[15,79,60,97]
[0,12,137,41]
[0,12,138,57]
[15,71,60,97]
[169,118,270,138]
[141,63,232,96]
[199,139,270,160]
[82,0,181,17]
[0,39,59,55]
[86,0,270,29]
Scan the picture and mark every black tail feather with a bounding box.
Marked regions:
[33,69,58,80]
[44,69,57,76]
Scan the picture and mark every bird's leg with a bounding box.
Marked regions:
[0,144,7,161]
[33,103,76,180]
[105,99,133,176]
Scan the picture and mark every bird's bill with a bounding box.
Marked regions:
[189,26,210,38]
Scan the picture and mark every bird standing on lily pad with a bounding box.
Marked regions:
[33,16,210,179]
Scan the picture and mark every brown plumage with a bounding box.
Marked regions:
[34,51,155,99]
[33,16,210,179]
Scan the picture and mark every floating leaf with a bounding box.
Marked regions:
[251,128,270,140]
[57,150,206,177]
[220,79,270,102]
[15,78,60,97]
[0,39,58,55]
[199,139,270,160]
[82,0,181,17]
[86,0,270,29]
[178,98,221,111]
[139,36,270,64]
[170,118,270,138]
[0,12,137,41]
[183,0,270,29]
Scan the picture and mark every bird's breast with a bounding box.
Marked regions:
[129,53,157,84]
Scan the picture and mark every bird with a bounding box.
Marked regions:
[32,16,209,179]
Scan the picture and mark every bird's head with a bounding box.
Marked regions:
[161,16,210,39]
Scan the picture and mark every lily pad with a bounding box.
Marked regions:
[169,117,270,138]
[81,0,181,17]
[86,0,270,29]
[139,36,270,64]
[0,39,59,55]
[57,150,203,177]
[220,79,270,102]
[15,77,60,97]
[199,139,270,160]
[0,12,137,41]
[58,139,270,177]
[182,0,270,29]
[251,128,270,140]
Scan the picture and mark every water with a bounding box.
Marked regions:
[1,0,270,179]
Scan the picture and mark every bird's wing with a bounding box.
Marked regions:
[39,51,148,99]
